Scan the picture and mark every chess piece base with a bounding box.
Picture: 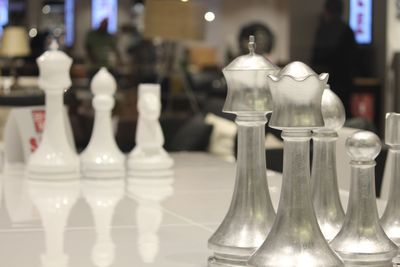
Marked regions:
[82,167,125,179]
[128,148,174,170]
[208,254,247,267]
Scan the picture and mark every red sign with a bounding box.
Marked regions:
[31,110,45,133]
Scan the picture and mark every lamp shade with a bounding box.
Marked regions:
[0,26,30,57]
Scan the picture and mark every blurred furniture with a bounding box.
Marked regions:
[0,26,31,90]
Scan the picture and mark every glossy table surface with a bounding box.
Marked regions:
[0,152,387,267]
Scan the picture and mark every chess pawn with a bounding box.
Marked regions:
[208,36,278,267]
[127,173,174,263]
[28,178,80,267]
[127,84,173,173]
[80,68,125,177]
[248,62,343,267]
[27,40,79,179]
[311,86,345,241]
[330,131,398,266]
[380,113,400,265]
[82,176,124,267]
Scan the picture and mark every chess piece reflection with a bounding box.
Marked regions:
[28,177,80,267]
[80,68,125,177]
[330,131,398,267]
[82,176,124,267]
[128,84,173,173]
[127,173,174,263]
[311,86,345,241]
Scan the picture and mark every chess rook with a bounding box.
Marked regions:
[27,40,79,179]
[381,112,400,265]
[127,84,173,173]
[248,62,343,267]
[208,36,278,267]
[311,86,345,241]
[80,68,125,177]
[330,130,398,266]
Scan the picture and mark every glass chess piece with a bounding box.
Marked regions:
[311,86,345,241]
[380,112,400,265]
[207,36,278,267]
[27,40,79,179]
[80,68,125,177]
[330,130,398,267]
[248,61,343,267]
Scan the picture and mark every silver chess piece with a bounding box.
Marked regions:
[330,130,398,267]
[311,86,345,241]
[248,61,343,267]
[380,112,400,265]
[208,36,278,267]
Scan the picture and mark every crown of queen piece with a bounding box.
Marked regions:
[267,61,328,129]
[36,40,72,91]
[222,35,278,114]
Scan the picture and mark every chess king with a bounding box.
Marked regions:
[208,36,278,267]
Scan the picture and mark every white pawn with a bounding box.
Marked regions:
[127,84,173,173]
[80,68,125,177]
[27,40,79,179]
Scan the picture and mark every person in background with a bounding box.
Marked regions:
[85,18,119,76]
[311,0,357,117]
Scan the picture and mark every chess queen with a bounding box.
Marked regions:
[248,61,343,267]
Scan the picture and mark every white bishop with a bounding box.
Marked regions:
[80,67,125,177]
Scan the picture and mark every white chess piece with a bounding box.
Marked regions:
[27,40,79,179]
[80,68,125,177]
[127,84,173,173]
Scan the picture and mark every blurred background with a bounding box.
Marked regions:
[0,0,398,169]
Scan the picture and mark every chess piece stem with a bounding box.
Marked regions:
[208,114,275,266]
[311,132,344,241]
